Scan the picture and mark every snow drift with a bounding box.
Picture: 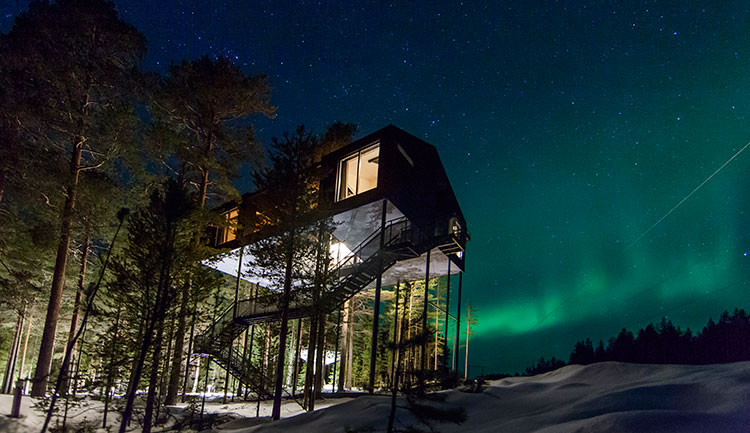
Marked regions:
[230,361,750,433]
[2,361,749,432]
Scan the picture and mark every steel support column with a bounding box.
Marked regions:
[454,271,463,376]
[443,259,451,372]
[420,248,431,373]
[368,200,388,393]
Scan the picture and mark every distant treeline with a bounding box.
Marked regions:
[519,309,750,377]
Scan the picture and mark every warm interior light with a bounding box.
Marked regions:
[330,241,353,266]
[358,146,379,192]
[337,143,380,201]
[219,208,239,244]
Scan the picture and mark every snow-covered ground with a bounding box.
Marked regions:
[2,361,749,432]
[0,392,351,432]
[226,362,750,433]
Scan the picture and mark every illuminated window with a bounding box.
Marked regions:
[218,208,239,244]
[336,143,379,201]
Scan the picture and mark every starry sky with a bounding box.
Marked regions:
[4,1,750,375]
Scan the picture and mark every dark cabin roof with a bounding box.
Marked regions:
[319,124,467,231]
[214,124,468,248]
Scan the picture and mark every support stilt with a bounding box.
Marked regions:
[368,200,388,393]
[443,260,451,372]
[420,249,431,373]
[454,271,463,377]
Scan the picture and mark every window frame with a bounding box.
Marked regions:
[218,207,239,244]
[335,141,380,202]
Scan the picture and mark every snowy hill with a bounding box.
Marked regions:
[230,361,750,433]
[2,361,749,432]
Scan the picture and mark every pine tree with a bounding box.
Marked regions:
[3,0,146,396]
[524,357,566,376]
[109,180,197,433]
[148,55,274,405]
[464,305,478,379]
[248,125,327,419]
[386,281,467,432]
[569,338,595,365]
[149,55,274,208]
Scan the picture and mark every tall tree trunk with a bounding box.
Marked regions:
[18,308,33,381]
[394,285,404,388]
[181,301,198,402]
[257,325,268,416]
[420,252,431,374]
[292,319,302,395]
[337,300,349,392]
[63,236,89,393]
[263,325,271,370]
[125,318,146,398]
[434,282,440,370]
[156,316,175,423]
[162,317,176,396]
[407,286,414,384]
[285,319,297,388]
[31,138,83,397]
[2,307,24,394]
[307,224,328,408]
[119,227,176,433]
[245,325,255,400]
[102,307,121,429]
[169,134,214,404]
[387,281,403,433]
[454,272,463,377]
[236,329,247,398]
[443,268,451,373]
[345,300,354,389]
[120,321,155,433]
[191,356,200,394]
[314,313,326,399]
[166,284,189,405]
[303,316,317,410]
[223,360,231,404]
[271,225,296,420]
[197,151,212,209]
[143,316,166,433]
[464,309,470,380]
[72,322,87,396]
[332,310,341,391]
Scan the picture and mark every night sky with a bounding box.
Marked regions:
[4,1,750,375]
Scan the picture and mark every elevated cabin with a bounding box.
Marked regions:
[208,124,468,288]
[197,125,469,393]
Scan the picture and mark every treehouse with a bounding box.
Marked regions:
[196,125,468,395]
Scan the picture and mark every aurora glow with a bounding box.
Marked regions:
[4,1,748,374]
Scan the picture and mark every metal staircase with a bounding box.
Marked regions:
[194,214,463,398]
[210,341,275,399]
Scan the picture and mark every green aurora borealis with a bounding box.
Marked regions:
[461,102,750,373]
[4,1,749,374]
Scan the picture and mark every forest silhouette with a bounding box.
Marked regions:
[520,308,750,377]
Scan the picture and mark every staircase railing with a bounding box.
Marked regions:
[212,344,275,398]
[199,214,462,339]
[329,216,411,275]
[195,213,464,397]
[199,216,420,339]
